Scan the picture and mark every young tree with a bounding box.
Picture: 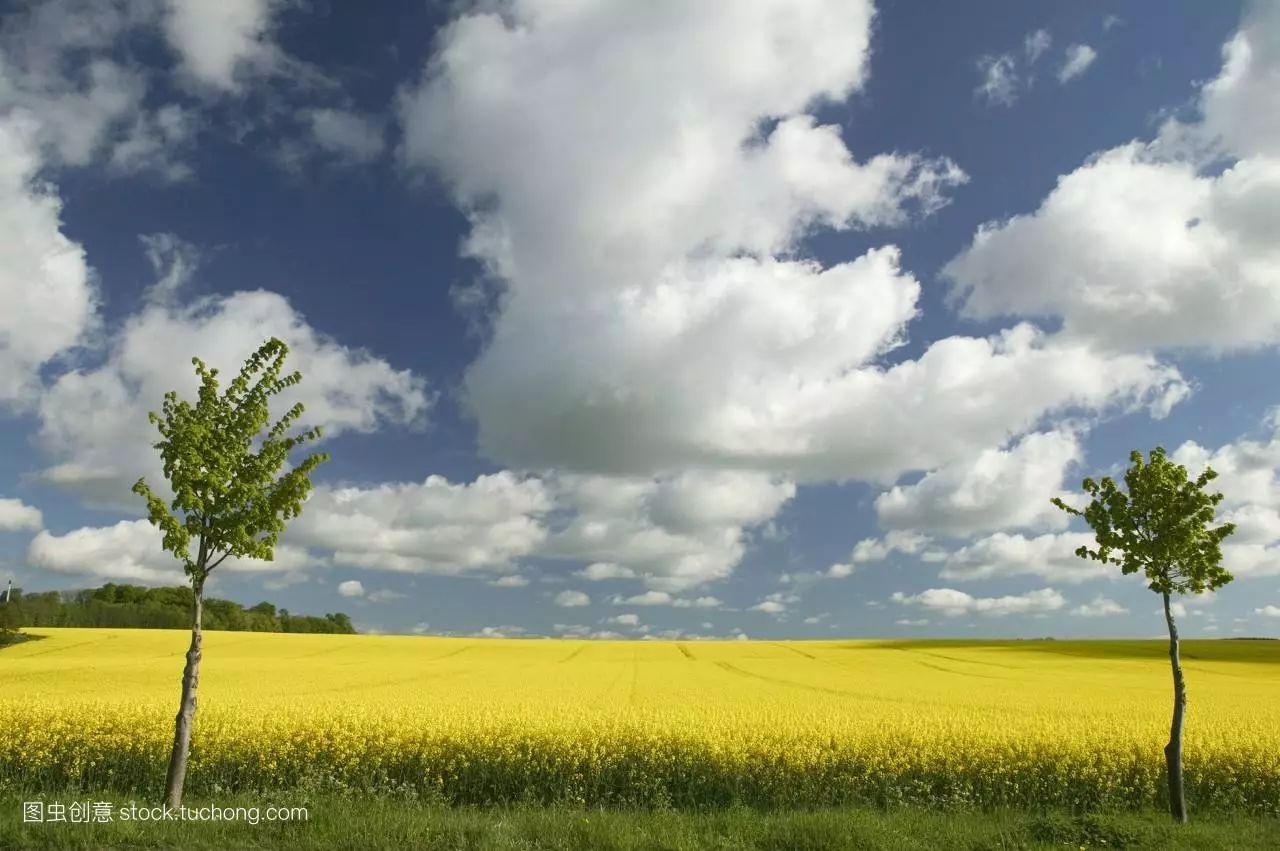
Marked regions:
[1051,447,1235,823]
[134,338,328,810]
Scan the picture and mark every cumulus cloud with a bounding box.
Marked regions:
[289,472,552,575]
[488,574,530,588]
[398,0,1189,494]
[945,147,1280,352]
[849,530,940,563]
[1024,30,1052,64]
[27,518,320,584]
[0,117,97,408]
[874,430,1081,537]
[938,531,1112,583]
[610,590,720,608]
[337,579,365,598]
[1071,595,1129,617]
[36,287,430,509]
[750,591,799,616]
[608,613,640,626]
[408,3,1217,493]
[946,5,1280,356]
[543,472,794,590]
[1186,0,1280,160]
[160,0,290,92]
[891,587,1066,617]
[1174,417,1280,577]
[0,497,43,532]
[1256,605,1280,618]
[975,54,1018,105]
[304,108,385,163]
[574,562,637,581]
[1057,45,1097,83]
[554,589,591,608]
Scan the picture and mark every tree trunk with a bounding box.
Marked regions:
[1161,591,1188,823]
[164,583,203,810]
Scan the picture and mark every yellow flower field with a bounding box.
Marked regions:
[3,629,1278,811]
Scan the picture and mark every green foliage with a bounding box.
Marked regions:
[132,338,328,590]
[4,793,1280,851]
[1050,447,1236,596]
[0,583,355,634]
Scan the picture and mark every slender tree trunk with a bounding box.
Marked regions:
[1161,591,1188,823]
[164,582,204,810]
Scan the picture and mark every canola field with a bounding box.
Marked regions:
[3,628,1279,812]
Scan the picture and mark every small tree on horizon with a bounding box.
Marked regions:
[1051,446,1235,824]
[134,337,328,809]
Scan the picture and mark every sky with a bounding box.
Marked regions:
[1,0,1279,640]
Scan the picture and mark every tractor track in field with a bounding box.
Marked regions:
[559,644,589,663]
[676,643,696,660]
[11,639,104,658]
[771,642,817,660]
[712,661,914,705]
[912,659,1007,681]
[427,644,473,662]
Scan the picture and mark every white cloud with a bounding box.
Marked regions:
[488,574,530,588]
[0,1,203,177]
[939,532,1113,583]
[554,589,590,607]
[0,497,43,532]
[337,580,365,598]
[895,618,928,626]
[290,472,552,576]
[1058,45,1098,83]
[304,108,385,163]
[874,430,1081,537]
[160,0,286,92]
[36,288,430,508]
[608,613,640,626]
[0,117,97,409]
[475,625,526,638]
[947,146,1280,353]
[544,472,793,590]
[401,1,1187,491]
[750,591,799,616]
[947,8,1280,357]
[850,530,939,563]
[891,587,1066,617]
[976,54,1018,105]
[1025,30,1052,64]
[1186,0,1280,160]
[574,562,637,581]
[411,621,430,634]
[138,232,200,305]
[1174,419,1280,578]
[612,590,671,606]
[826,563,854,578]
[1256,605,1280,618]
[405,4,1219,494]
[27,518,320,584]
[609,590,719,608]
[1071,595,1129,617]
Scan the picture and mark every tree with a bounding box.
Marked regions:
[1051,447,1235,823]
[133,338,328,810]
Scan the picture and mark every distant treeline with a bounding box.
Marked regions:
[0,583,355,634]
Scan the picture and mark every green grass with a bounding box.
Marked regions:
[2,793,1277,850]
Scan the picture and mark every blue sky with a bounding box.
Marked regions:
[2,0,1279,639]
